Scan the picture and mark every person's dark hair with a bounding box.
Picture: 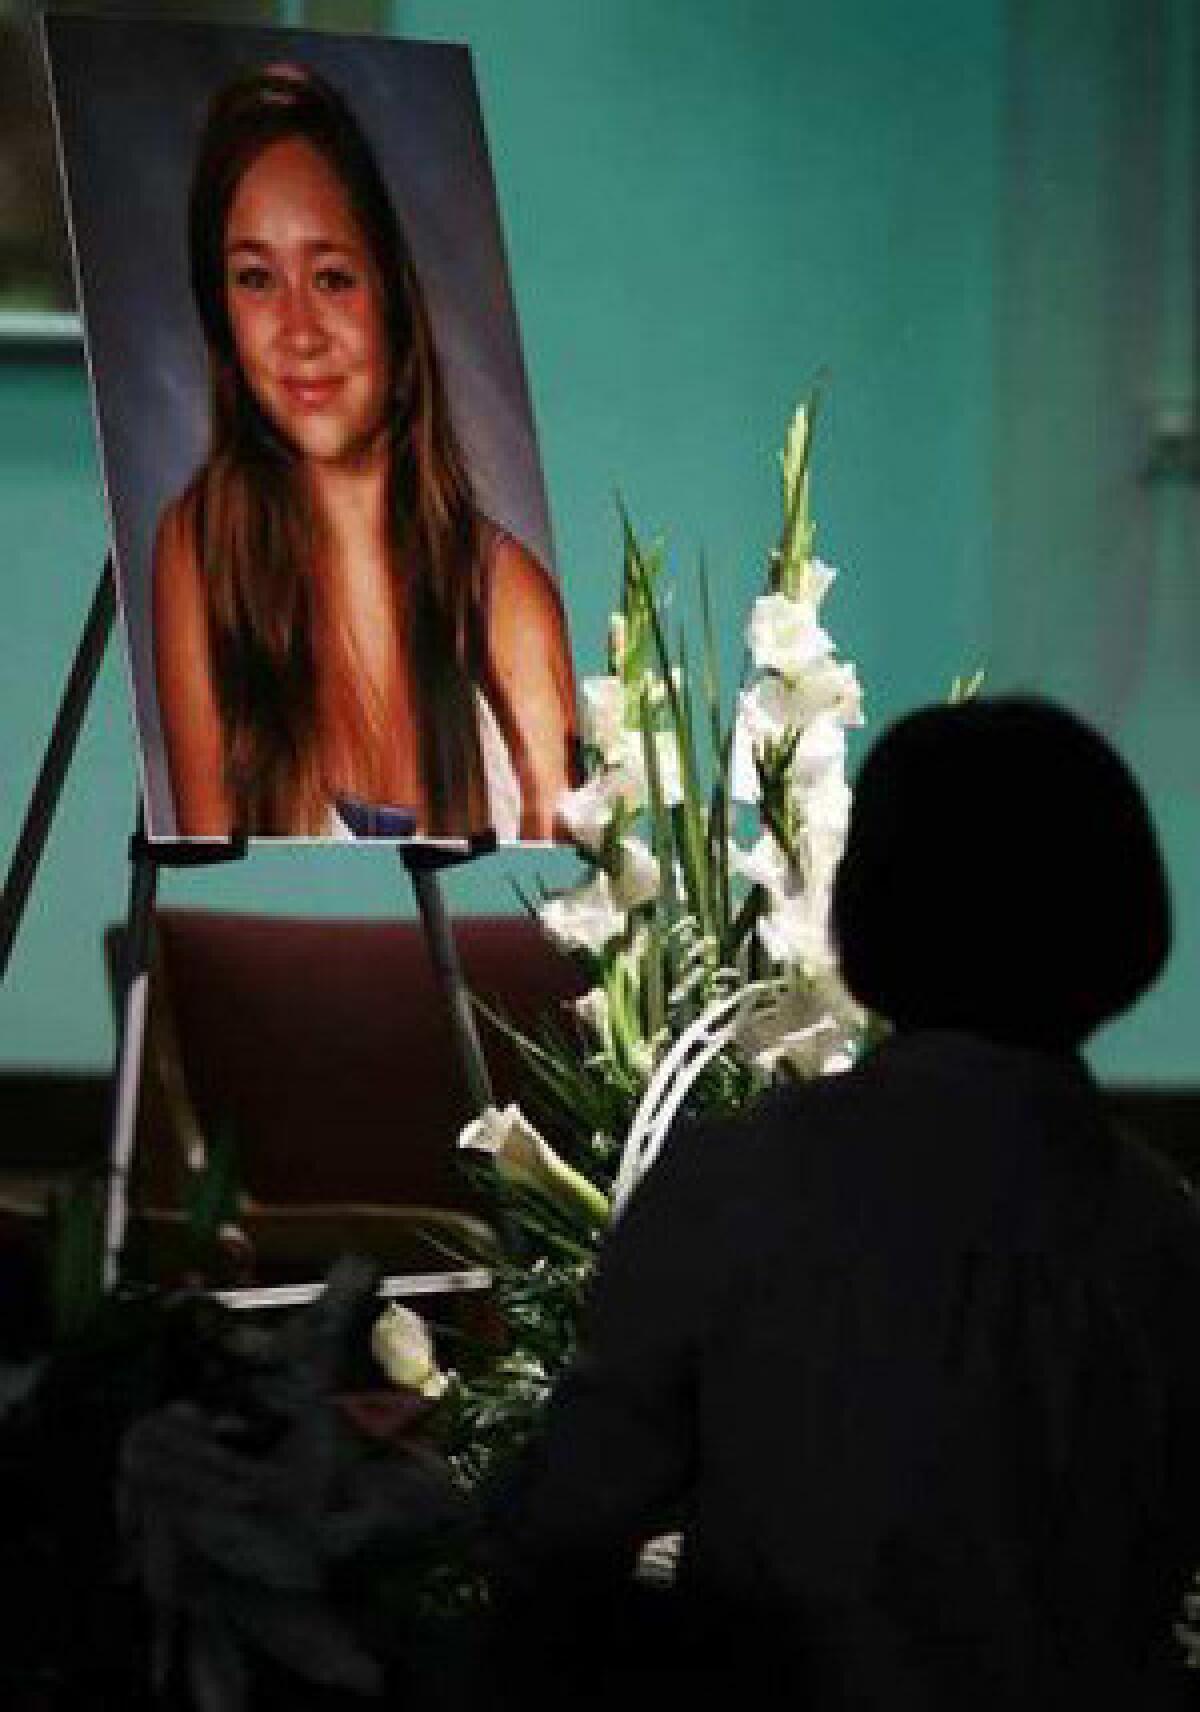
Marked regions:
[183,63,486,833]
[832,696,1170,1048]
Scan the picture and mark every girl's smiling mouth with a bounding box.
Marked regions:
[278,374,344,409]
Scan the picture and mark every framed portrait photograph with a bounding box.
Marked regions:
[43,12,578,844]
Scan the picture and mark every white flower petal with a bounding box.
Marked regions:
[580,675,627,761]
[457,1101,610,1225]
[557,767,642,850]
[371,1303,447,1397]
[729,830,793,897]
[757,889,833,971]
[540,871,626,955]
[612,836,660,911]
[797,557,837,612]
[613,729,683,807]
[733,976,861,1080]
[573,986,611,1041]
[790,714,847,785]
[746,593,834,679]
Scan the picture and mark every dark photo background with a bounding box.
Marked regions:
[44,13,557,838]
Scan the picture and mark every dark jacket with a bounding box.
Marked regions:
[493,1032,1200,1710]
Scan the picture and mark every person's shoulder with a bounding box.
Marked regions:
[1107,1118,1200,1247]
[154,485,201,583]
[483,526,564,624]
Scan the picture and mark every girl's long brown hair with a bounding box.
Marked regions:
[184,64,487,834]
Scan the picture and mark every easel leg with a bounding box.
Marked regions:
[102,807,158,1291]
[405,860,495,1113]
[0,560,115,983]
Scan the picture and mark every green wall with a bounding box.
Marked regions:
[1,0,1194,1084]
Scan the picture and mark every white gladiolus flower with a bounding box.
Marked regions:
[580,675,627,761]
[757,888,833,971]
[730,681,788,802]
[729,830,793,898]
[458,1103,610,1226]
[557,767,642,851]
[746,592,834,679]
[801,657,865,727]
[793,556,837,613]
[614,729,683,806]
[803,769,852,838]
[540,871,626,955]
[612,836,660,911]
[371,1304,449,1398]
[731,679,847,801]
[788,714,848,788]
[608,611,628,673]
[730,659,861,801]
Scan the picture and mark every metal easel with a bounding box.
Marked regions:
[1,557,496,1298]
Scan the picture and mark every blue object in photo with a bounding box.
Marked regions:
[334,796,419,840]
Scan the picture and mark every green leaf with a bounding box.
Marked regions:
[49,1173,105,1339]
[948,667,986,704]
[182,1123,241,1252]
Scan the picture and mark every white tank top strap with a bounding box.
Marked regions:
[475,689,522,841]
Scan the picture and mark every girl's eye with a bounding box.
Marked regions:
[314,266,358,294]
[230,263,273,293]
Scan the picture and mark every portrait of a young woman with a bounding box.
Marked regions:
[152,65,577,840]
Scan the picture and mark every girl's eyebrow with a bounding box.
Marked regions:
[224,237,362,258]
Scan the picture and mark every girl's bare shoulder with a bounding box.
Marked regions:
[153,485,201,582]
[483,526,566,640]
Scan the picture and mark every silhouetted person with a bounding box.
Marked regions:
[490,697,1200,1711]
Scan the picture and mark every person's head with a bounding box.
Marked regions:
[189,64,430,470]
[831,696,1170,1049]
[183,65,486,835]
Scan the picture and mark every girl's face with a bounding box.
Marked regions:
[223,137,390,466]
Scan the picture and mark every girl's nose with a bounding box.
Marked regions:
[278,283,327,354]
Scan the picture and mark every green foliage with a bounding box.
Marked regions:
[181,1122,242,1253]
[49,1173,106,1340]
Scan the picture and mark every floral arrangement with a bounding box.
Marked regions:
[446,396,870,1478]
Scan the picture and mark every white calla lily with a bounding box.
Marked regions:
[458,1103,610,1227]
[371,1304,449,1398]
[573,984,611,1043]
